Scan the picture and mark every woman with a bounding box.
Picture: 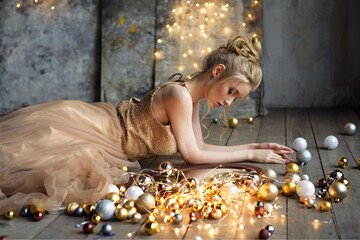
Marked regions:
[0,35,293,214]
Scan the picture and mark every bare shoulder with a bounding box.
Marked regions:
[157,83,192,104]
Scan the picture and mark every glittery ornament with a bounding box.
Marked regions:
[219,182,240,198]
[320,201,331,212]
[33,211,44,221]
[246,116,254,124]
[259,183,278,201]
[144,221,160,235]
[211,209,222,219]
[324,135,338,149]
[107,184,120,195]
[327,170,344,185]
[82,222,95,234]
[265,225,275,235]
[284,173,301,184]
[317,188,327,198]
[286,163,299,174]
[172,213,183,224]
[5,210,15,220]
[189,211,200,222]
[91,214,102,224]
[296,149,312,165]
[344,122,356,135]
[292,137,307,152]
[158,161,174,178]
[328,182,347,200]
[259,168,277,183]
[296,180,315,198]
[95,199,116,220]
[136,193,156,213]
[74,207,84,217]
[258,228,270,239]
[102,223,112,235]
[304,198,315,208]
[115,207,128,220]
[318,178,327,188]
[338,157,348,169]
[131,212,142,223]
[84,204,96,216]
[254,206,265,216]
[135,174,154,191]
[228,116,239,128]
[20,207,29,217]
[282,181,297,195]
[67,202,80,215]
[336,178,350,190]
[124,200,136,209]
[125,186,144,200]
[105,192,121,203]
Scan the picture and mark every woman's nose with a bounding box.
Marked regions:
[225,97,234,106]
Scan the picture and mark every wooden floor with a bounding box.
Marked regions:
[1,108,360,239]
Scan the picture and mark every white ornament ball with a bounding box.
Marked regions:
[220,183,240,198]
[107,184,120,195]
[301,174,309,181]
[344,123,356,135]
[125,186,144,200]
[284,173,301,184]
[264,203,274,213]
[296,180,315,198]
[324,135,338,150]
[95,199,116,220]
[296,149,312,165]
[292,137,307,152]
[193,236,203,240]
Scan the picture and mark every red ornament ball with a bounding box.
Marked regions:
[33,211,44,221]
[83,222,95,234]
[0,236,9,240]
[258,229,270,239]
[318,178,327,188]
[254,206,265,216]
[189,211,200,222]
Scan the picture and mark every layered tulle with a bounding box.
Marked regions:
[0,100,140,214]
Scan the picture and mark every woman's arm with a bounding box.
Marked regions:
[164,86,291,165]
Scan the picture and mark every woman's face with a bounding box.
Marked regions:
[207,79,252,109]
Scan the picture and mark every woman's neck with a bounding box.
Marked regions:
[185,72,211,103]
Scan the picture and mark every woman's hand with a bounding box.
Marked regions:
[248,149,292,164]
[256,143,294,162]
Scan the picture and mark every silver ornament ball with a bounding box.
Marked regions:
[95,199,116,220]
[344,123,356,135]
[102,223,112,235]
[296,149,312,165]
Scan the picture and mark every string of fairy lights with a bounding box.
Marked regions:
[16,0,56,10]
[154,0,261,78]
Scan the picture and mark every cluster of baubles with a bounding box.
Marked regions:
[223,116,254,128]
[4,205,45,222]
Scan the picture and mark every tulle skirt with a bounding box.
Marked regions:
[0,100,140,214]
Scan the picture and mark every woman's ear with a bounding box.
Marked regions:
[212,64,226,77]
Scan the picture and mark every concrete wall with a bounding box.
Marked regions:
[0,0,100,114]
[263,0,360,107]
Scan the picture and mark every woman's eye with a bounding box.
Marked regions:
[228,89,233,95]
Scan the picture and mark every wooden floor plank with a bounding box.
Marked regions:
[308,108,360,239]
[286,108,338,239]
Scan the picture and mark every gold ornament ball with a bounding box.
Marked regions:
[145,213,156,222]
[105,192,121,203]
[336,178,350,190]
[115,207,128,221]
[84,204,96,216]
[91,214,102,224]
[210,209,222,220]
[259,183,279,201]
[144,221,160,235]
[176,197,185,208]
[124,200,136,209]
[114,202,123,210]
[5,210,15,220]
[80,203,87,209]
[286,163,300,174]
[127,207,137,219]
[202,207,212,218]
[228,116,239,128]
[260,168,277,183]
[131,212,142,223]
[120,166,128,172]
[246,116,254,124]
[282,181,297,195]
[215,202,227,214]
[29,205,45,215]
[66,202,79,215]
[328,182,347,200]
[116,184,127,195]
[358,158,360,168]
[136,193,156,213]
[338,157,348,169]
[320,201,331,212]
[304,198,316,208]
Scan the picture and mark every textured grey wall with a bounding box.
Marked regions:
[263,0,360,107]
[0,0,100,115]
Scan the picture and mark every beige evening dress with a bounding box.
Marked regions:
[0,82,182,214]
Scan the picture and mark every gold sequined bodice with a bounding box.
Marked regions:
[116,82,185,160]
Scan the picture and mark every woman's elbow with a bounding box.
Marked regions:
[179,149,203,165]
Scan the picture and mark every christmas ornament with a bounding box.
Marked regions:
[292,137,307,152]
[328,182,347,200]
[213,118,218,123]
[327,170,344,185]
[105,192,121,203]
[264,203,273,213]
[116,184,127,195]
[135,174,154,192]
[102,223,112,235]
[0,236,9,240]
[95,199,116,220]
[282,181,297,195]
[344,122,356,135]
[202,207,212,218]
[82,222,95,234]
[256,201,264,207]
[259,183,278,201]
[145,214,156,222]
[286,163,299,174]
[296,149,312,165]
[33,211,44,221]
[124,200,136,209]
[246,116,254,124]
[338,157,348,169]
[284,173,301,183]
[258,228,270,239]
[296,180,315,198]
[219,182,240,198]
[91,214,102,224]
[115,207,128,220]
[259,168,277,183]
[194,237,203,240]
[254,206,265,216]
[228,116,239,128]
[301,174,309,181]
[324,135,338,149]
[304,198,315,208]
[107,184,120,195]
[84,204,96,216]
[187,178,199,190]
[67,202,80,215]
[189,211,200,221]
[5,210,15,220]
[136,193,156,213]
[318,178,327,188]
[215,202,227,214]
[158,161,174,178]
[317,188,327,198]
[74,207,84,217]
[120,166,128,172]
[20,207,29,217]
[336,178,350,190]
[210,209,222,219]
[172,213,183,224]
[320,201,331,212]
[125,186,144,200]
[144,221,160,235]
[29,205,45,215]
[131,212,142,223]
[127,207,137,219]
[265,225,275,235]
